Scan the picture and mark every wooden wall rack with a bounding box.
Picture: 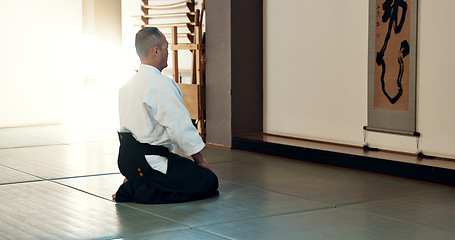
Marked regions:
[138,0,206,140]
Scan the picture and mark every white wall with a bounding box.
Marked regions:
[264,0,455,159]
[0,1,126,128]
[0,0,83,127]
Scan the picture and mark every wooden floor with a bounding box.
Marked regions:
[1,124,455,239]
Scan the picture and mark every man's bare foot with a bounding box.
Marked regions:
[112,178,128,200]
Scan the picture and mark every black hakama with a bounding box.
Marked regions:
[114,132,219,204]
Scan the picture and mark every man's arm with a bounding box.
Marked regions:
[192,152,215,173]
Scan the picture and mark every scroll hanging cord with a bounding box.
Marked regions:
[416,135,419,151]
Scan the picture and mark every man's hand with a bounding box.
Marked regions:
[192,152,215,173]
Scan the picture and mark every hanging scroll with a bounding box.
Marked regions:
[367,0,418,135]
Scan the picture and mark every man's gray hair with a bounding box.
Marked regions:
[135,27,163,59]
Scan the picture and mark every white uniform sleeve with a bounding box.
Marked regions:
[145,78,205,156]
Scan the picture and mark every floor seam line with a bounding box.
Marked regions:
[45,172,121,181]
[49,180,115,202]
[0,162,121,185]
[187,227,232,239]
[335,189,452,208]
[47,174,194,229]
[0,143,68,150]
[43,178,191,230]
[218,179,335,206]
[113,202,193,228]
[0,164,47,181]
[0,179,45,186]
[192,206,335,229]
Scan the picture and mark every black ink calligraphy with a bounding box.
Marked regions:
[376,0,409,104]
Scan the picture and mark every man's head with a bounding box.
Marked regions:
[135,27,169,71]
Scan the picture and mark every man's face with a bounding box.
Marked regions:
[159,33,169,70]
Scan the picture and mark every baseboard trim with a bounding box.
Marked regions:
[232,137,455,187]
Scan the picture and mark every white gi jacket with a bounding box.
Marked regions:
[119,64,205,173]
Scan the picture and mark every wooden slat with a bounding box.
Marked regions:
[170,43,204,51]
[142,0,193,10]
[164,33,193,39]
[134,12,195,19]
[140,22,194,28]
[162,68,192,74]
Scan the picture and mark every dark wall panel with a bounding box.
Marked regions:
[206,0,232,146]
[231,0,263,136]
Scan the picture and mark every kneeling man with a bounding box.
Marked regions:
[112,27,219,204]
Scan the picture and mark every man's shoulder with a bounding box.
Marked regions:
[121,69,177,95]
[130,71,172,85]
[153,73,174,83]
[146,74,177,91]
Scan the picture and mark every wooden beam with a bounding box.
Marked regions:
[200,0,205,24]
[195,25,202,85]
[195,9,200,27]
[172,27,179,83]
